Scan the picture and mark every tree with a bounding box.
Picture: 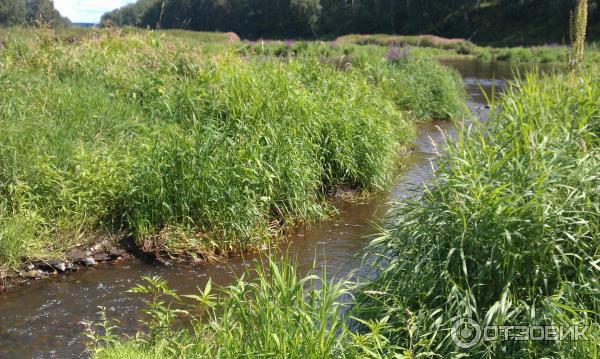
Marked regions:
[98,0,599,42]
[0,0,27,26]
[26,0,70,26]
[291,0,322,36]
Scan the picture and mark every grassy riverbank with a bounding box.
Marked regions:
[0,29,464,280]
[337,33,600,64]
[88,256,364,358]
[358,69,600,357]
[4,27,598,65]
[91,68,599,358]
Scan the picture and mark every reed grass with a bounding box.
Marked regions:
[474,45,571,63]
[356,70,600,357]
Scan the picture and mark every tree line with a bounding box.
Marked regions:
[1,0,598,43]
[0,0,70,27]
[99,0,599,42]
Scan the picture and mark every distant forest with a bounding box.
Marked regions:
[2,0,599,44]
[100,0,600,44]
[0,0,70,27]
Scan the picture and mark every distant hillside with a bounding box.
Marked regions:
[100,0,600,45]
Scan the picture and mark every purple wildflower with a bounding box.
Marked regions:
[386,46,410,63]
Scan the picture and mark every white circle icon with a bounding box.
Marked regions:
[451,318,482,349]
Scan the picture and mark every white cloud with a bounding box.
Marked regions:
[54,0,137,23]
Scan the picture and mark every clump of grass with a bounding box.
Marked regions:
[475,45,569,63]
[359,55,465,121]
[87,255,390,358]
[117,54,410,256]
[356,71,600,357]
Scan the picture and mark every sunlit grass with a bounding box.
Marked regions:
[0,29,464,274]
[357,71,600,357]
[88,255,386,358]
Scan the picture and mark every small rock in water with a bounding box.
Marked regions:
[55,262,67,272]
[66,248,86,260]
[66,262,77,271]
[27,269,47,278]
[109,248,128,258]
[93,252,111,262]
[84,257,97,266]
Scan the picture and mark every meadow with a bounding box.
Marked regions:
[0,28,464,279]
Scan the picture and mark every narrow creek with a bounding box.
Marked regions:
[0,59,540,358]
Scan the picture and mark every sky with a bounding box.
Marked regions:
[54,0,137,23]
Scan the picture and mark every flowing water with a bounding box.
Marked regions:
[0,59,542,358]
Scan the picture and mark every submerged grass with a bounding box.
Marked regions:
[356,71,600,357]
[0,29,464,275]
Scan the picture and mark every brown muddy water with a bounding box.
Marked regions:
[0,60,547,358]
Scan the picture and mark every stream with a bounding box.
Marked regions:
[0,59,541,358]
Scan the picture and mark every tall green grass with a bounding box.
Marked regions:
[358,55,465,121]
[238,41,465,121]
[89,70,598,358]
[336,34,476,55]
[356,71,600,357]
[0,30,463,273]
[474,45,570,63]
[87,255,389,358]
